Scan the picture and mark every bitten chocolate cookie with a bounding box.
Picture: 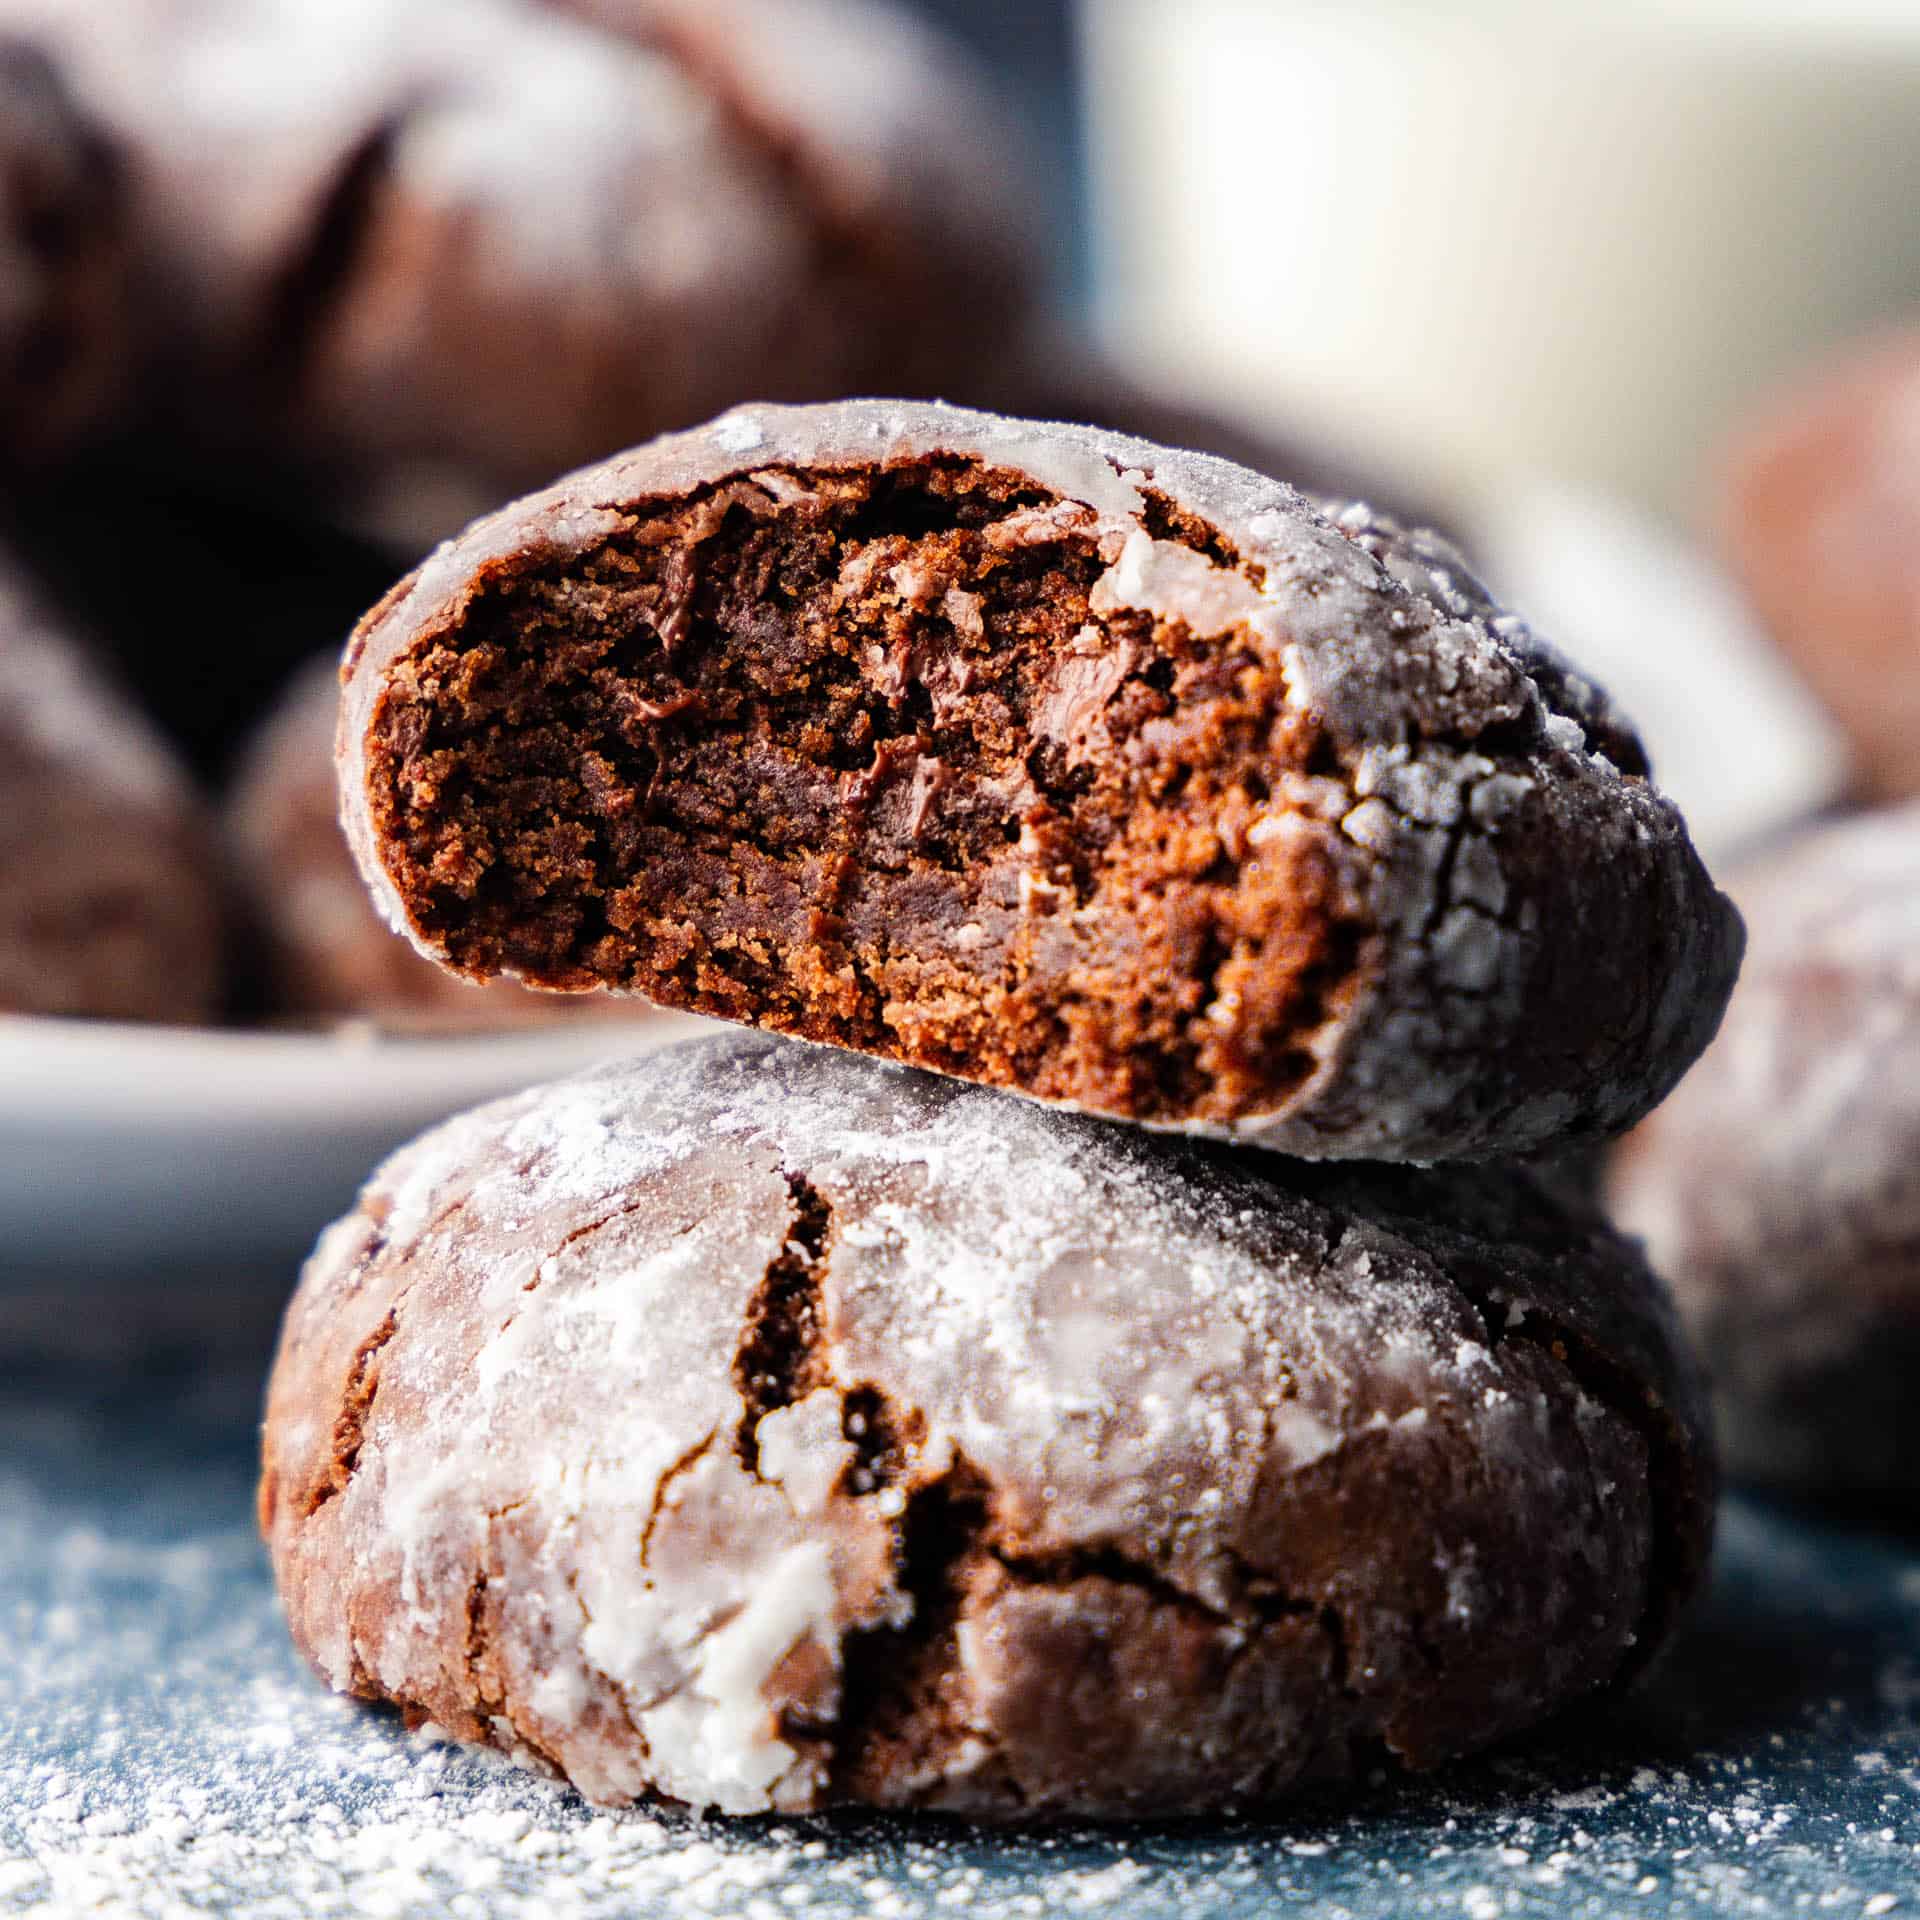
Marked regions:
[232,655,670,1029]
[260,1034,1713,1820]
[1717,332,1920,803]
[1608,804,1920,1504]
[339,399,1742,1162]
[0,554,221,1022]
[0,38,130,462]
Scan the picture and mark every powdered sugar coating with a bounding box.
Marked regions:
[340,399,1743,1163]
[0,0,1039,548]
[1609,803,1920,1500]
[262,1033,1712,1818]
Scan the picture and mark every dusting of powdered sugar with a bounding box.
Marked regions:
[7,1419,1920,1918]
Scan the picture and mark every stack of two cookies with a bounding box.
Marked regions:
[260,403,1742,1820]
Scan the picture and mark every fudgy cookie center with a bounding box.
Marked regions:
[366,458,1366,1119]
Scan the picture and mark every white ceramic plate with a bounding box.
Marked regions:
[0,1010,713,1273]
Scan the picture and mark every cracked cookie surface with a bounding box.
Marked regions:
[341,398,1743,1162]
[259,1033,1714,1819]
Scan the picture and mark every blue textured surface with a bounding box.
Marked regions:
[4,1303,1919,1919]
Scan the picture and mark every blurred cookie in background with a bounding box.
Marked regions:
[0,37,132,463]
[0,550,222,1023]
[0,0,1039,555]
[1717,331,1920,803]
[1608,804,1920,1509]
[230,655,657,1030]
[548,0,1040,390]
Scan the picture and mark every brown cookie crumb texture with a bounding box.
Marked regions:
[1609,803,1920,1505]
[344,402,1742,1161]
[231,654,660,1029]
[0,554,222,1022]
[367,459,1360,1125]
[1717,332,1920,804]
[259,1035,1715,1820]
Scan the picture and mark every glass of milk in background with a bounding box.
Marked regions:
[1080,0,1910,850]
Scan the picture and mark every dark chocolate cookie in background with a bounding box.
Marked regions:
[339,399,1741,1164]
[544,0,1040,391]
[1608,804,1920,1510]
[230,654,681,1030]
[0,37,132,464]
[0,0,1038,555]
[0,548,222,1022]
[1716,331,1920,805]
[260,1033,1714,1821]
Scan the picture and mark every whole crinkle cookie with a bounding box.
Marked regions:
[339,400,1742,1162]
[1609,804,1920,1507]
[260,1033,1714,1820]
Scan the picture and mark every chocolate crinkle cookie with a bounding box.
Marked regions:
[339,399,1742,1163]
[260,1034,1713,1820]
[0,0,1036,551]
[0,37,130,462]
[1609,804,1920,1506]
[0,553,221,1022]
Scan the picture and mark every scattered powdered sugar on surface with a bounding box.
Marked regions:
[6,1402,1920,1920]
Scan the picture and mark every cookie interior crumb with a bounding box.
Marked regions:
[367,458,1369,1121]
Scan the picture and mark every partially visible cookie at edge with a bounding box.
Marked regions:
[260,1032,1714,1820]
[0,552,222,1022]
[0,36,132,462]
[545,0,1040,394]
[1608,803,1920,1505]
[0,0,1040,552]
[1716,331,1920,804]
[338,398,1743,1163]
